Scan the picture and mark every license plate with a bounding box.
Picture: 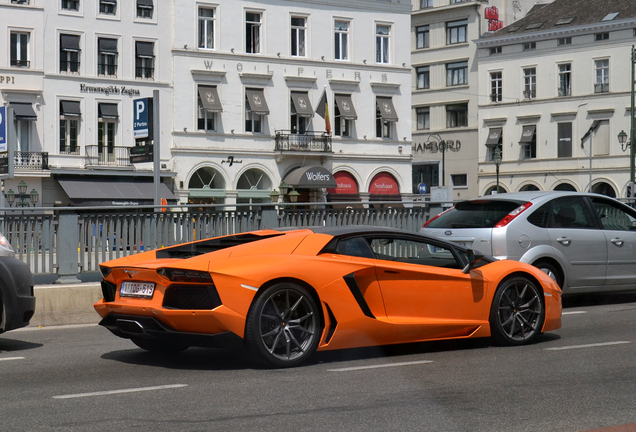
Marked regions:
[120,281,155,298]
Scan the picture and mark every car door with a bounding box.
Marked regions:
[367,236,487,330]
[589,197,636,287]
[547,196,607,288]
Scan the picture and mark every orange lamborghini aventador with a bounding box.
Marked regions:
[94,226,562,367]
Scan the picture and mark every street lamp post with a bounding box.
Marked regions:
[5,180,39,208]
[493,147,502,194]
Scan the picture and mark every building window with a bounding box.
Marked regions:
[520,126,537,159]
[558,63,571,96]
[416,25,429,49]
[334,20,349,61]
[523,42,536,50]
[334,94,355,138]
[451,174,467,187]
[420,0,433,8]
[557,37,571,46]
[291,16,306,57]
[450,0,468,3]
[490,46,502,55]
[376,106,391,139]
[290,92,311,135]
[97,38,117,77]
[136,0,153,19]
[376,24,390,64]
[135,41,154,79]
[98,104,118,162]
[416,107,430,130]
[59,101,80,154]
[60,34,80,74]
[523,67,536,99]
[446,61,467,86]
[446,20,467,45]
[198,7,215,49]
[412,164,438,194]
[246,11,262,54]
[10,32,29,68]
[446,104,467,128]
[99,0,116,15]
[61,0,79,11]
[595,32,609,41]
[595,59,609,93]
[245,90,262,133]
[198,94,215,132]
[557,122,572,158]
[490,71,502,102]
[416,66,430,89]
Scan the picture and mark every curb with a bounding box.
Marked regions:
[31,283,102,328]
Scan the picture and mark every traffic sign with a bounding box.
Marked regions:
[418,183,427,194]
[133,98,153,140]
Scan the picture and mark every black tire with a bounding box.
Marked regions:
[534,261,563,289]
[489,276,545,346]
[130,337,188,354]
[244,283,321,368]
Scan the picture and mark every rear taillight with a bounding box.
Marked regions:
[494,202,533,228]
[422,206,455,228]
[158,268,213,283]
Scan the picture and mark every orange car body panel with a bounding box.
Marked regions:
[95,229,562,351]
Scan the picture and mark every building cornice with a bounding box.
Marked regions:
[476,18,636,47]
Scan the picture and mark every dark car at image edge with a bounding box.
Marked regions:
[0,232,36,334]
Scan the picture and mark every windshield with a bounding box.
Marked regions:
[426,200,525,229]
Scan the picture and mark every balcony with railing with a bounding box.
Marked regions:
[14,151,49,170]
[10,59,30,68]
[85,145,132,167]
[274,131,332,152]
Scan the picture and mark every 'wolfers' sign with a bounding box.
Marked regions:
[485,6,503,32]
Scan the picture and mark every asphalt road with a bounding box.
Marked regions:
[2,293,636,432]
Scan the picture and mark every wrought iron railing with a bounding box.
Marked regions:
[14,151,49,170]
[85,145,132,167]
[275,130,332,152]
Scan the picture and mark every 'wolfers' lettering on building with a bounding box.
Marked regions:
[305,171,331,182]
[80,84,141,97]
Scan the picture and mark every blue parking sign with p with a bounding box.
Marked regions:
[0,106,7,152]
[133,98,150,139]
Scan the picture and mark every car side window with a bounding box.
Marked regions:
[549,197,596,229]
[335,237,376,259]
[368,237,461,269]
[591,198,636,231]
[527,202,551,228]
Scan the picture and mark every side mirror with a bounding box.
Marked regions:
[462,249,484,274]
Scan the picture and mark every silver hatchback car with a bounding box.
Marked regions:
[421,191,636,294]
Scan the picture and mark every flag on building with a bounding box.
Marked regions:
[316,88,331,135]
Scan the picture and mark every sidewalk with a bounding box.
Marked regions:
[31,282,102,327]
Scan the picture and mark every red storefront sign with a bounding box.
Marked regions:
[369,172,399,195]
[327,171,359,194]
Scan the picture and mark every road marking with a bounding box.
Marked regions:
[562,311,587,315]
[546,341,631,351]
[53,384,187,399]
[328,360,433,372]
[0,357,24,362]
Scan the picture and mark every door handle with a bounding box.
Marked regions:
[556,237,571,245]
[384,270,400,274]
[611,238,624,246]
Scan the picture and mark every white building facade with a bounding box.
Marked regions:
[475,0,636,197]
[1,0,176,207]
[172,0,413,207]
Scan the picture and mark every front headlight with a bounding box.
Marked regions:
[0,233,15,254]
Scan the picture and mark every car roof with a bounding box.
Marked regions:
[466,191,611,203]
[293,225,411,237]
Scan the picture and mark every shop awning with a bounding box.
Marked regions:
[369,172,399,195]
[98,38,118,54]
[11,103,37,121]
[485,127,502,146]
[246,89,270,115]
[291,92,314,117]
[135,41,154,58]
[137,0,153,7]
[60,34,80,52]
[60,101,81,117]
[335,95,358,120]
[283,166,337,189]
[327,171,359,194]
[376,97,398,122]
[98,103,119,119]
[519,125,536,143]
[198,86,223,112]
[59,179,176,206]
